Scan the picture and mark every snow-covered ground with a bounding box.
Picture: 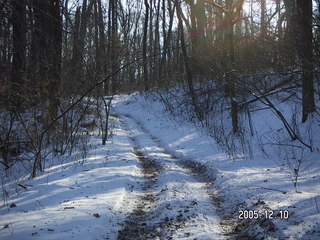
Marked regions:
[112,92,320,240]
[117,114,226,239]
[0,118,141,240]
[1,90,320,239]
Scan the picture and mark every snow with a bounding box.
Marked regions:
[1,89,320,239]
[113,92,320,239]
[0,121,141,240]
[118,113,225,239]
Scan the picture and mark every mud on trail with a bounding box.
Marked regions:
[117,146,163,239]
[115,114,261,240]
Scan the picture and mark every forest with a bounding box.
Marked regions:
[0,0,320,239]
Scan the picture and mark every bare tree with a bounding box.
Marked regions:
[296,0,315,122]
[175,0,202,121]
[46,0,63,123]
[11,0,26,109]
[143,0,149,91]
[260,0,267,37]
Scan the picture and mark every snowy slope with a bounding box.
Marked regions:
[0,90,319,240]
[113,92,320,240]
[117,113,226,239]
[0,118,141,240]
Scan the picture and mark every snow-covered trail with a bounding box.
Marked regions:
[116,113,227,240]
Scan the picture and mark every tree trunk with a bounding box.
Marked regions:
[188,1,197,56]
[97,0,107,88]
[149,0,154,87]
[29,0,49,102]
[154,0,161,87]
[216,0,224,43]
[276,0,283,37]
[260,0,267,37]
[160,0,174,81]
[63,0,69,60]
[226,0,238,134]
[143,0,149,91]
[110,0,118,94]
[195,0,207,47]
[46,0,62,122]
[94,0,102,79]
[175,0,202,121]
[11,0,26,109]
[71,0,93,87]
[283,0,297,62]
[296,0,315,122]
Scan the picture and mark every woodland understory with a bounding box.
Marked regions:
[0,0,320,186]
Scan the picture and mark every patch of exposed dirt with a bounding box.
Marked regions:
[117,128,196,239]
[117,118,162,240]
[116,113,275,240]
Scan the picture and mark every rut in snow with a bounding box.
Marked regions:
[117,146,163,239]
[116,114,227,240]
[117,116,165,239]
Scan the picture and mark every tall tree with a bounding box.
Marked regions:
[11,0,26,109]
[260,0,267,37]
[175,0,202,120]
[71,0,93,88]
[296,0,315,122]
[154,0,161,86]
[107,0,118,94]
[143,0,149,91]
[94,0,102,80]
[276,0,283,37]
[283,0,297,64]
[97,0,107,83]
[46,0,62,122]
[159,0,175,81]
[227,0,238,134]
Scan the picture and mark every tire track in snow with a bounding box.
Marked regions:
[117,116,163,240]
[116,114,227,240]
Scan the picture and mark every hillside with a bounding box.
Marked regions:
[1,91,319,240]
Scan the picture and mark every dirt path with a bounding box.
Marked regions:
[117,146,162,239]
[116,113,259,240]
[114,114,228,240]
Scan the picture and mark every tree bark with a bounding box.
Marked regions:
[226,0,238,134]
[46,0,62,122]
[149,0,154,87]
[97,0,107,86]
[71,0,93,87]
[154,0,161,86]
[94,0,102,79]
[11,0,26,109]
[175,0,202,121]
[283,0,297,61]
[276,0,283,37]
[160,0,174,80]
[143,0,149,91]
[260,0,267,37]
[109,0,118,94]
[296,0,315,122]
